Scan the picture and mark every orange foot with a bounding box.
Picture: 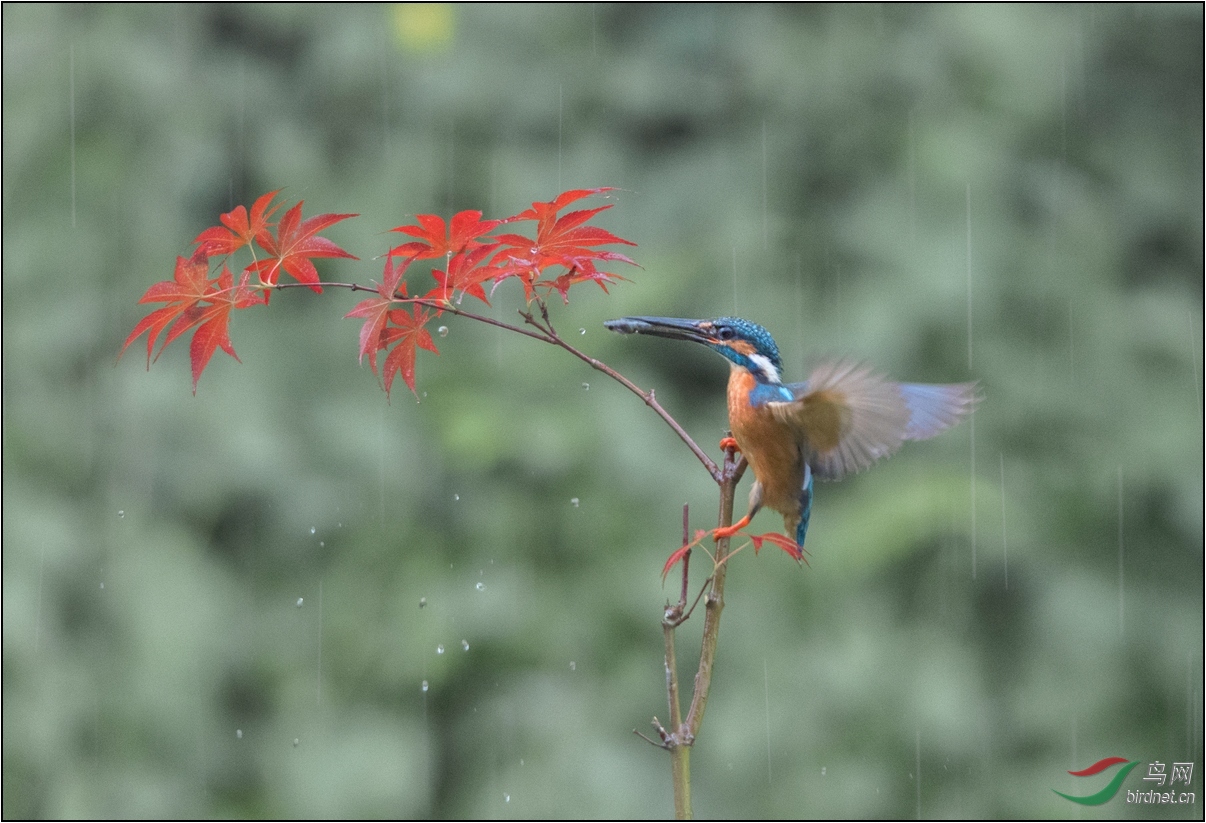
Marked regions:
[711,513,752,541]
[719,436,740,454]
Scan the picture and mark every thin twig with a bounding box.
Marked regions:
[679,504,692,609]
[634,728,669,749]
[271,281,551,342]
[410,297,549,342]
[679,576,713,625]
[519,303,720,479]
[269,281,720,479]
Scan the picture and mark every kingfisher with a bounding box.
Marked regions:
[604,316,979,552]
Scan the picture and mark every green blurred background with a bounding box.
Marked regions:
[3,4,1202,819]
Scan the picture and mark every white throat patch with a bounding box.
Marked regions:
[748,353,781,384]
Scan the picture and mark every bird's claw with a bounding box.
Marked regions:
[710,513,752,542]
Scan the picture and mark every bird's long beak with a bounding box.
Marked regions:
[603,316,716,345]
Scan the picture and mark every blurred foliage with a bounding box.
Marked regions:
[3,4,1202,819]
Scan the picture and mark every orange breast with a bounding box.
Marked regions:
[727,367,806,517]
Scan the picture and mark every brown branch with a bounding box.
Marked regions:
[679,504,692,609]
[269,281,551,343]
[683,449,746,742]
[659,504,691,819]
[519,302,721,480]
[408,297,550,343]
[272,281,720,479]
[276,274,710,497]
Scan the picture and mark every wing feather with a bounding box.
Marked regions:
[771,361,977,481]
[899,382,980,440]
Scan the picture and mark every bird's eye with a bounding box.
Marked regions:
[716,326,735,341]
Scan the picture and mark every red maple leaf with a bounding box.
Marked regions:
[749,532,808,564]
[193,190,281,258]
[250,200,358,292]
[122,250,213,367]
[423,244,500,305]
[344,255,439,397]
[388,210,503,260]
[121,251,265,392]
[128,190,637,398]
[179,267,265,392]
[662,529,710,581]
[491,188,636,300]
[532,262,627,304]
[378,306,439,398]
[345,256,411,374]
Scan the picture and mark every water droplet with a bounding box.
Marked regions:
[421,680,429,693]
[505,794,511,803]
[453,493,460,501]
[436,644,445,655]
[475,582,485,591]
[570,498,579,507]
[117,510,124,518]
[293,738,299,747]
[422,392,427,398]
[569,661,576,671]
[438,325,449,337]
[821,766,827,776]
[581,382,589,390]
[99,582,104,590]
[461,639,469,651]
[236,729,243,739]
[578,328,586,335]
[310,527,316,535]
[520,758,524,766]
[419,597,427,609]
[296,597,304,608]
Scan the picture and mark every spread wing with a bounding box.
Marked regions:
[770,361,978,481]
[898,382,980,440]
